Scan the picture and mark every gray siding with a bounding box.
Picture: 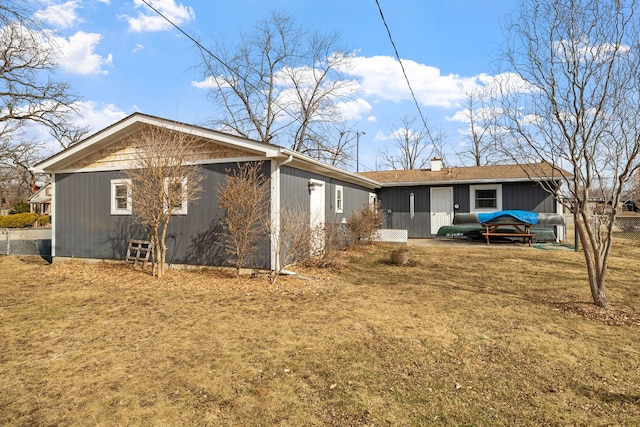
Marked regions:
[502,182,556,212]
[54,161,271,269]
[378,181,559,238]
[55,171,138,260]
[280,166,372,224]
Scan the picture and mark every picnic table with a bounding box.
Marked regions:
[478,210,538,246]
[481,222,534,246]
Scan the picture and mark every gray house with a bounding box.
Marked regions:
[359,158,565,239]
[34,114,566,269]
[33,113,379,270]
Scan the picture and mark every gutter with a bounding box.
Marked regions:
[376,177,556,187]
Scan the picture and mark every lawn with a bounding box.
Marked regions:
[1,240,639,426]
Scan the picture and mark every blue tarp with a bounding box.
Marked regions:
[477,210,539,225]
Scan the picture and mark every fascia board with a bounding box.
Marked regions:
[377,177,553,187]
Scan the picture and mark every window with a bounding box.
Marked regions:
[335,185,344,213]
[469,184,502,212]
[111,179,132,215]
[164,177,188,215]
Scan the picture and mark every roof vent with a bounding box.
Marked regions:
[431,158,443,172]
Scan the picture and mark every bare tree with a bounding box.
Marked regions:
[346,200,383,244]
[200,11,356,165]
[0,3,80,142]
[379,116,444,170]
[264,205,313,284]
[497,0,640,308]
[0,2,85,206]
[0,139,43,201]
[456,88,505,166]
[218,161,270,277]
[126,125,205,279]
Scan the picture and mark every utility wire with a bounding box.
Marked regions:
[139,0,319,142]
[373,0,436,146]
[139,0,232,79]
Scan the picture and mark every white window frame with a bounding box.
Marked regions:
[335,185,344,213]
[110,179,132,215]
[469,184,502,212]
[164,177,188,215]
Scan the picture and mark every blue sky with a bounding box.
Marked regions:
[31,0,520,171]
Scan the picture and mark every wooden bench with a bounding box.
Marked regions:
[482,223,534,246]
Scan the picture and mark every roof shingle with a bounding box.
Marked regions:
[358,162,569,185]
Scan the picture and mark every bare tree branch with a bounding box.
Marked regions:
[379,115,444,170]
[497,0,640,308]
[126,124,205,279]
[199,11,356,166]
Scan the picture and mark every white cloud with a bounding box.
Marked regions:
[191,76,230,89]
[35,1,82,30]
[344,56,476,108]
[126,0,195,33]
[47,30,113,75]
[133,43,145,53]
[71,101,128,131]
[28,101,128,156]
[335,98,372,121]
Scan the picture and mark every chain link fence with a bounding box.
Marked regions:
[0,228,52,258]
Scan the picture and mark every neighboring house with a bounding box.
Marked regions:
[28,183,52,216]
[359,158,566,240]
[32,113,379,270]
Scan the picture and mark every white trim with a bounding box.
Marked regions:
[50,174,56,258]
[110,179,132,215]
[378,178,548,187]
[164,177,188,215]
[270,160,281,272]
[469,184,502,212]
[335,185,344,213]
[46,156,269,175]
[32,113,282,173]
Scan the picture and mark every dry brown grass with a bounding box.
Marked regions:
[1,240,639,426]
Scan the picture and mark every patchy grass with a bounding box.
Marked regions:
[1,241,639,426]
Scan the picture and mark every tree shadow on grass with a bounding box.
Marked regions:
[573,383,640,406]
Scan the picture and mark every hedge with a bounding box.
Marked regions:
[0,212,39,228]
[38,215,50,226]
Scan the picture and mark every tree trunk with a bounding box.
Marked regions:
[575,218,609,309]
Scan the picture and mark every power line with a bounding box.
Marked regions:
[139,0,231,79]
[373,0,436,145]
[138,1,326,144]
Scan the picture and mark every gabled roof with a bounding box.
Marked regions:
[32,113,380,189]
[359,162,569,187]
[27,182,51,204]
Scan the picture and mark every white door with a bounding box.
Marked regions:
[309,179,325,253]
[430,187,453,235]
